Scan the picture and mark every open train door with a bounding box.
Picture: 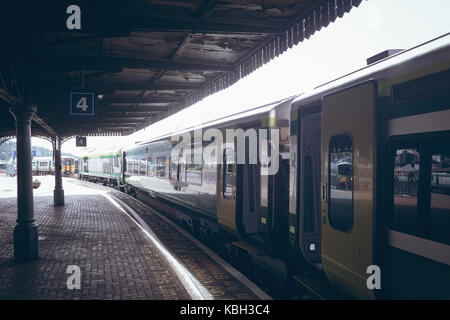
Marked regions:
[321,81,377,299]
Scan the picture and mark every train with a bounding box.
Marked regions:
[78,34,450,299]
[62,156,79,176]
[31,156,78,176]
[78,151,122,187]
[31,156,55,175]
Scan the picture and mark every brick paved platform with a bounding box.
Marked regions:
[0,176,264,300]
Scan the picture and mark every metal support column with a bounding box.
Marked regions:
[9,105,39,262]
[54,136,64,206]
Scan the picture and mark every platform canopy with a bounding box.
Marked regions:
[0,0,362,139]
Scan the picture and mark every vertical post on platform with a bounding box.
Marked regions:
[9,105,39,262]
[54,135,64,206]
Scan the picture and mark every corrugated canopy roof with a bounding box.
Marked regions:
[0,0,362,139]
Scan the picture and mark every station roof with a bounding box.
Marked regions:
[0,0,362,139]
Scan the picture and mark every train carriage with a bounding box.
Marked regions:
[31,156,55,175]
[78,151,122,187]
[62,156,79,176]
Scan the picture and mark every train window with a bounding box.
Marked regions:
[223,148,234,199]
[83,157,89,173]
[169,157,178,180]
[388,134,450,245]
[186,152,202,185]
[156,156,166,178]
[429,147,450,244]
[114,155,119,168]
[126,159,131,174]
[103,160,112,174]
[134,158,139,175]
[392,147,420,235]
[147,157,156,176]
[140,158,147,175]
[328,133,353,232]
[130,159,136,174]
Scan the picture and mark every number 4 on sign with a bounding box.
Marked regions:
[76,97,88,112]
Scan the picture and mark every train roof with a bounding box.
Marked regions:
[131,95,298,149]
[32,156,53,161]
[80,150,120,158]
[292,33,450,108]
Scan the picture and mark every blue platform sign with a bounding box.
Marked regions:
[70,92,95,116]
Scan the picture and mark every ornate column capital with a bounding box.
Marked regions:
[9,105,37,124]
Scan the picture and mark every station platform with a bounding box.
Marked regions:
[0,175,269,300]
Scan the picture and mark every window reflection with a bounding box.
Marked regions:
[430,150,450,244]
[156,156,166,178]
[169,160,177,179]
[147,157,155,177]
[140,158,147,175]
[393,148,419,233]
[186,152,202,185]
[329,134,353,232]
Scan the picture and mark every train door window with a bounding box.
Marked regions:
[242,158,260,235]
[304,156,315,233]
[114,154,119,168]
[223,148,234,199]
[429,145,450,244]
[392,146,420,235]
[328,133,354,232]
[156,156,166,178]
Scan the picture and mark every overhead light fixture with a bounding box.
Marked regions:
[97,94,104,100]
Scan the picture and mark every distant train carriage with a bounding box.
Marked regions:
[78,151,122,187]
[62,156,79,176]
[31,156,55,175]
